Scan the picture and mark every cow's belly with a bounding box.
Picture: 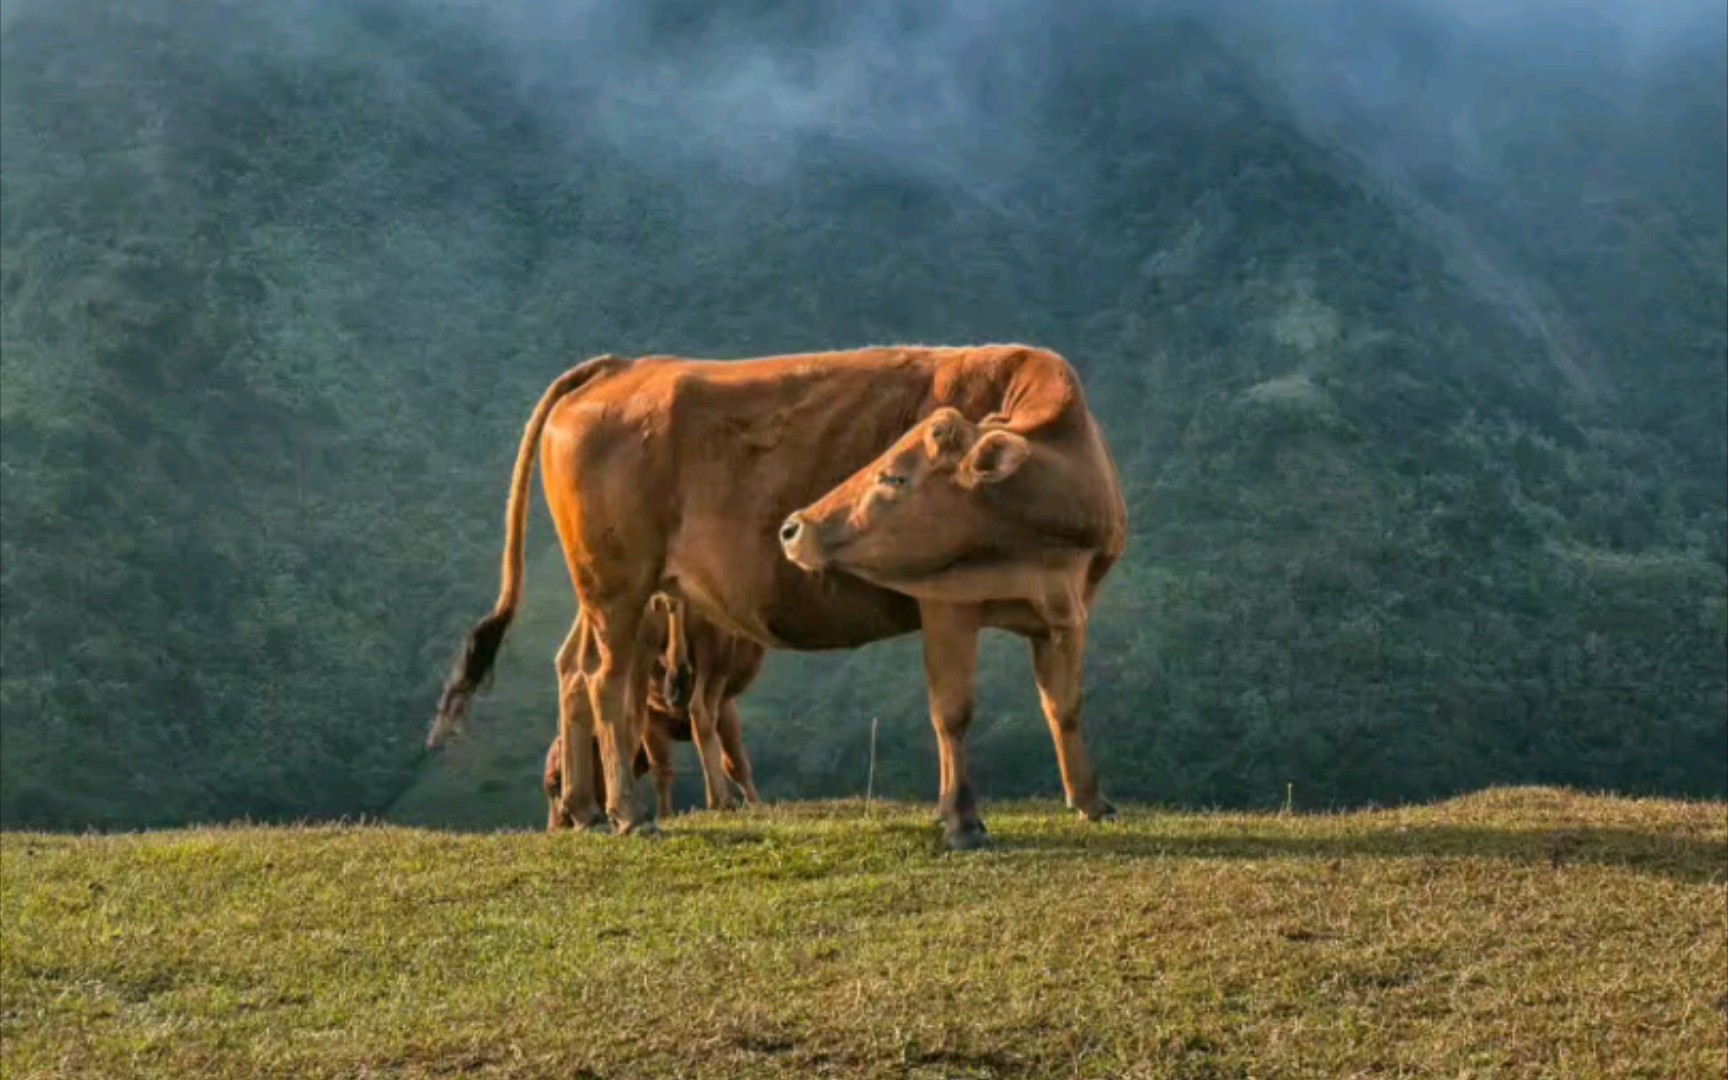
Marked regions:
[669,534,920,651]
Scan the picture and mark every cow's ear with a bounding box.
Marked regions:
[958,430,1030,488]
[923,407,971,460]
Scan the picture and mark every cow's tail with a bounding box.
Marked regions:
[427,354,623,751]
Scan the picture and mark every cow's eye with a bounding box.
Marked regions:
[878,471,907,489]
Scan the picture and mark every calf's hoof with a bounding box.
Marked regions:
[1078,799,1118,824]
[943,820,992,853]
[560,804,610,833]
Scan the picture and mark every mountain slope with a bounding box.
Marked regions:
[2,0,1723,829]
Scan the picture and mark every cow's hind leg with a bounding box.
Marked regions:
[716,701,761,806]
[585,599,660,835]
[555,618,607,831]
[1030,623,1115,823]
[921,601,989,851]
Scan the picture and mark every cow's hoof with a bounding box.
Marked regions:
[617,818,661,838]
[944,821,992,852]
[1079,799,1118,824]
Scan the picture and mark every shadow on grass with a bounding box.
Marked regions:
[667,814,1727,885]
[79,799,1716,887]
[1002,823,1724,884]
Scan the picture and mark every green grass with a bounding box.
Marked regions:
[3,787,1724,1079]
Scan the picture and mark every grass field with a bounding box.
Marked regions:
[3,787,1724,1079]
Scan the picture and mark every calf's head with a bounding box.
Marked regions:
[779,407,1030,588]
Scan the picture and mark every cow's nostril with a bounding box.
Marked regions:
[779,516,803,544]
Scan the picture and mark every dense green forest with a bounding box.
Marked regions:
[2,0,1723,830]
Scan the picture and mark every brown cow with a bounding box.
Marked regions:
[429,345,1126,849]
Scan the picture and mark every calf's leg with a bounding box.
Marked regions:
[544,735,570,832]
[716,700,762,806]
[689,677,738,811]
[640,717,677,819]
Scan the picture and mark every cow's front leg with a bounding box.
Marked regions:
[1031,621,1115,823]
[921,601,989,851]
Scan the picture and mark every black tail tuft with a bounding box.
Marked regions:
[427,609,513,751]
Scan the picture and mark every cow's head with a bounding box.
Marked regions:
[779,407,1030,588]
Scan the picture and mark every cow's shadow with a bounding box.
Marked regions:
[678,814,1727,885]
[1013,823,1725,885]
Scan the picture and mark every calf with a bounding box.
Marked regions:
[542,706,759,829]
[543,591,763,829]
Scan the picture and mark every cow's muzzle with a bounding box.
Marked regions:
[779,512,828,571]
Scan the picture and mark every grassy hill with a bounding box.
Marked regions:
[4,787,1724,1079]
